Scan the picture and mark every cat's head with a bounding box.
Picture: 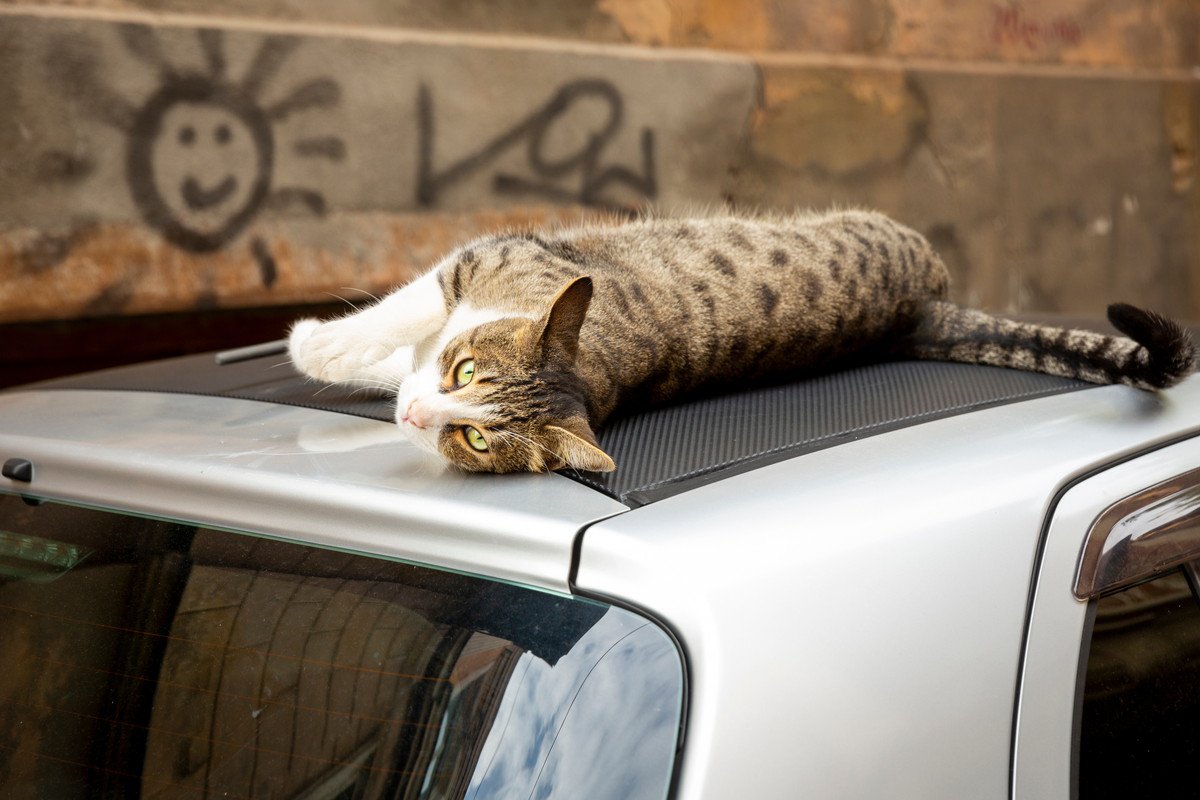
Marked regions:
[395,277,616,474]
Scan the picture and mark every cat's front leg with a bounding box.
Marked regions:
[290,271,448,384]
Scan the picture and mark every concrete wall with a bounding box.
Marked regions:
[1,1,1197,333]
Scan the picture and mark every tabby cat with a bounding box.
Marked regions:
[288,210,1196,473]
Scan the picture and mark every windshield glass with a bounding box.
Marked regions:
[0,494,682,799]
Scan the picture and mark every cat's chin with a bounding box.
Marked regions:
[394,419,443,457]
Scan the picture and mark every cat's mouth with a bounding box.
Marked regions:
[394,409,442,455]
[400,427,441,457]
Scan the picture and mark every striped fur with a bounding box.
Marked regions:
[290,210,1196,473]
[907,302,1196,391]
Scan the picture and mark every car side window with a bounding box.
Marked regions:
[0,494,684,800]
[1077,562,1200,798]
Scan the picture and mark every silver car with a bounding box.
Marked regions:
[2,342,1199,799]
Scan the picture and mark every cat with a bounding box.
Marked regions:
[288,209,1196,474]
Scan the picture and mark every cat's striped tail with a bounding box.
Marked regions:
[904,301,1197,391]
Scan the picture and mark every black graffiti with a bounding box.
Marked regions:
[251,236,278,287]
[417,79,657,210]
[54,26,344,268]
[126,75,275,253]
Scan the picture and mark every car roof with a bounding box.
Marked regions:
[4,342,1200,592]
[0,385,624,592]
[30,343,1091,505]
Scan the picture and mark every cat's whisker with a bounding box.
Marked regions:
[340,286,382,304]
[493,428,561,470]
[364,383,402,394]
[311,383,339,397]
[309,374,405,396]
[348,373,407,391]
[323,291,362,311]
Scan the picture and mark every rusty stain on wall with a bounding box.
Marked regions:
[752,67,927,178]
[596,0,672,46]
[1164,83,1196,194]
[0,207,600,321]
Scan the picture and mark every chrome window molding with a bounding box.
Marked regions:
[1075,465,1200,599]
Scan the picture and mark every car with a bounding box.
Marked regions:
[1,334,1199,799]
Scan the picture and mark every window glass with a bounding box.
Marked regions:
[1078,564,1200,798]
[0,494,683,800]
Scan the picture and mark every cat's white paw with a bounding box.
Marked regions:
[288,317,393,384]
[287,319,320,367]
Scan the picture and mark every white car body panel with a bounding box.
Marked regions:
[575,379,1200,799]
[1013,434,1200,798]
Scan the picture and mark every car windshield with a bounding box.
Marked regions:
[0,493,683,800]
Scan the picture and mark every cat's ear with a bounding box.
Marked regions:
[544,417,615,472]
[537,276,593,364]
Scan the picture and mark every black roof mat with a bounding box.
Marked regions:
[584,360,1086,504]
[27,350,1090,506]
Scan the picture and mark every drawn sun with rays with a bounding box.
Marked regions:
[74,25,345,265]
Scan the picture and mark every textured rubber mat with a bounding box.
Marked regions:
[31,351,1089,506]
[570,360,1088,505]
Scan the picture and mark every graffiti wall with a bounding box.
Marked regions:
[1,1,1198,378]
[0,13,757,322]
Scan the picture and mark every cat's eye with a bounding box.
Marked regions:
[453,358,476,388]
[463,426,488,452]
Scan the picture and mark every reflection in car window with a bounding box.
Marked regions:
[0,494,682,799]
[1078,564,1200,798]
[467,622,683,799]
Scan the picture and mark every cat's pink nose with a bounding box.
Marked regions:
[403,400,433,430]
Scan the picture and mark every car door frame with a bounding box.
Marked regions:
[1012,433,1200,798]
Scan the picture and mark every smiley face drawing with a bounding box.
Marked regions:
[128,77,274,252]
[60,25,345,256]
